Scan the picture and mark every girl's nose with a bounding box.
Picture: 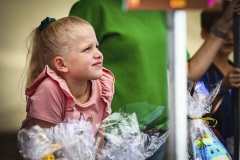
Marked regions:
[94,49,103,59]
[226,30,233,41]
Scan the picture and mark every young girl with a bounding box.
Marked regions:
[199,9,240,156]
[20,16,115,135]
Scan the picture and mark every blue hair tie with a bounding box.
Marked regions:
[39,17,56,31]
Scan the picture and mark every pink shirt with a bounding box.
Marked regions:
[21,65,114,134]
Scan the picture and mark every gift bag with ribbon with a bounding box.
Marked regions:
[123,102,169,158]
[17,120,98,160]
[97,112,169,160]
[187,81,232,160]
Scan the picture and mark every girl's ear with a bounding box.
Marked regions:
[53,56,68,72]
[201,29,208,40]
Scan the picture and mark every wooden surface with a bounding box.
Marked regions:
[124,0,223,10]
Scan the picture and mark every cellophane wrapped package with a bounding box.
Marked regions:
[97,112,145,160]
[142,127,169,158]
[97,112,169,160]
[187,81,232,160]
[17,120,98,160]
[123,102,169,158]
[18,112,169,160]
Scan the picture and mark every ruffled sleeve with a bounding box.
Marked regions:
[100,68,115,119]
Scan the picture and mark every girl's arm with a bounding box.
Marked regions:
[188,0,240,82]
[32,118,56,128]
[210,69,240,115]
[96,125,106,151]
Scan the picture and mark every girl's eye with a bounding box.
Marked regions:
[83,47,91,52]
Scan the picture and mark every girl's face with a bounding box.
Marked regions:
[202,29,233,56]
[218,30,233,56]
[64,25,103,81]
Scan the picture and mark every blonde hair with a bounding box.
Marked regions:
[25,16,91,88]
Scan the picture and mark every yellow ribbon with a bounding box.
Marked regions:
[41,154,55,160]
[190,117,218,127]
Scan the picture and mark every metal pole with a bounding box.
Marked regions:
[233,11,240,160]
[168,10,188,160]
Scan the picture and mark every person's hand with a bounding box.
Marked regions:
[234,0,240,15]
[221,67,240,91]
[214,0,240,33]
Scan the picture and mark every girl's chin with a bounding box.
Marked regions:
[93,73,103,80]
[220,49,233,54]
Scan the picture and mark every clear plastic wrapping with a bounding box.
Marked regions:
[18,120,98,160]
[18,125,54,159]
[98,112,145,160]
[18,112,168,160]
[98,112,169,159]
[187,81,232,160]
[143,128,169,158]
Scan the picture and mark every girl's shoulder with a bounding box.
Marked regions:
[97,68,114,119]
[26,65,71,98]
[101,68,115,83]
[99,68,115,96]
[26,65,56,96]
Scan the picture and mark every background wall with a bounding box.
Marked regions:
[0,0,223,159]
[187,10,202,56]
